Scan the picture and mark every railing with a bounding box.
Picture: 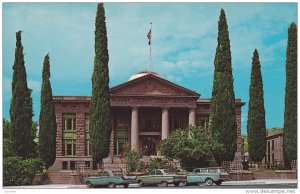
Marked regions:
[74,163,91,183]
[119,164,130,175]
[291,160,297,170]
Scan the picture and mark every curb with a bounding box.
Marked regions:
[222,179,297,186]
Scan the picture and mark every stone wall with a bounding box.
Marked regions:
[56,114,63,156]
[76,113,86,156]
[229,171,254,181]
[275,170,297,179]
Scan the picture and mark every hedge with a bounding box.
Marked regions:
[3,157,44,186]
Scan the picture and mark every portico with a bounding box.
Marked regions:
[121,106,196,154]
[109,72,199,154]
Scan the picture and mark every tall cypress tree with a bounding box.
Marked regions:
[90,3,111,168]
[210,9,237,165]
[9,31,35,158]
[283,23,297,166]
[39,54,57,169]
[247,49,266,163]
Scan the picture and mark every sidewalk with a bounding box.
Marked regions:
[223,179,297,186]
[4,184,86,189]
[4,179,297,189]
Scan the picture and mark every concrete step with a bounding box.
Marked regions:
[47,172,73,184]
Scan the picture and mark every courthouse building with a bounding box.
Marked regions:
[51,71,245,170]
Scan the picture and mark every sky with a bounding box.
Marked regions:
[2,2,297,135]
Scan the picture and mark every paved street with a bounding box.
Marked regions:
[4,179,297,189]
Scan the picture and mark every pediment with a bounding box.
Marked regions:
[110,74,199,97]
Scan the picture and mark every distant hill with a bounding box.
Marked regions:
[267,128,283,136]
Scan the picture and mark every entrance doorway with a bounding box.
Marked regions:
[141,136,159,156]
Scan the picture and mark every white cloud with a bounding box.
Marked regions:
[2,3,297,127]
[28,80,41,93]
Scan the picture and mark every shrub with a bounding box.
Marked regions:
[124,149,142,172]
[23,158,44,174]
[148,157,166,171]
[3,157,45,186]
[159,126,224,169]
[147,157,178,172]
[3,139,14,158]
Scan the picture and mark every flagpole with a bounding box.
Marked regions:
[150,22,152,72]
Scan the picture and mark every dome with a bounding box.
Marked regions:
[129,70,161,81]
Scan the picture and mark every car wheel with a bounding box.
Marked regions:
[181,181,187,186]
[108,182,116,188]
[205,178,214,186]
[215,180,222,186]
[174,182,180,187]
[86,181,93,188]
[138,180,144,187]
[161,181,168,187]
[123,184,129,188]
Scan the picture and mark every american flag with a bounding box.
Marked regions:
[147,29,151,45]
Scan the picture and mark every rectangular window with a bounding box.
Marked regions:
[63,114,76,131]
[70,161,75,170]
[62,161,68,170]
[63,139,76,156]
[272,140,275,151]
[67,144,72,155]
[114,138,127,155]
[267,141,270,153]
[272,154,275,164]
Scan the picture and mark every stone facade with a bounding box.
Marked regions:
[55,114,63,156]
[75,113,86,156]
[51,72,245,170]
[263,133,284,165]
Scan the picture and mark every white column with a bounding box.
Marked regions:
[131,107,139,151]
[189,108,196,126]
[161,108,169,140]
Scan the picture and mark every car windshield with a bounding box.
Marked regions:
[163,170,174,174]
[200,169,208,173]
[208,169,217,173]
[208,167,226,173]
[103,171,110,176]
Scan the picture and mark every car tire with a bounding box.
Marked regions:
[161,181,168,187]
[181,181,187,186]
[215,180,222,186]
[108,182,116,188]
[86,181,93,188]
[174,182,180,187]
[205,178,214,186]
[123,184,129,188]
[138,180,144,187]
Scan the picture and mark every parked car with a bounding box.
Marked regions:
[186,167,229,186]
[84,170,137,188]
[137,169,187,187]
